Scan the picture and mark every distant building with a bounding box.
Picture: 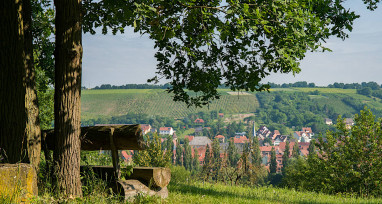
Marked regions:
[218,113,224,118]
[194,118,205,124]
[159,127,174,136]
[235,132,246,136]
[140,124,151,135]
[325,118,333,125]
[273,135,287,146]
[294,127,314,142]
[257,126,271,139]
[215,135,225,143]
[189,136,212,149]
[271,130,281,140]
[233,135,250,152]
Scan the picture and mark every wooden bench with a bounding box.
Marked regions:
[43,124,171,199]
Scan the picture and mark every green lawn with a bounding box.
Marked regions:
[166,182,382,204]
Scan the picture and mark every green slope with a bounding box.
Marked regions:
[81,89,260,120]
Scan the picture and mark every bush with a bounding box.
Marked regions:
[283,108,382,197]
[169,165,192,185]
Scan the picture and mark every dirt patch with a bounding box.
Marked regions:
[227,91,251,96]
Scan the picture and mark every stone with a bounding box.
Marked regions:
[0,163,38,202]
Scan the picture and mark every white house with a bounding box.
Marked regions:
[159,127,174,136]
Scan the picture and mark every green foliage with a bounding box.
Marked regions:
[183,139,192,170]
[134,133,171,167]
[169,165,192,186]
[175,141,183,166]
[282,140,290,175]
[269,147,277,174]
[82,0,380,107]
[292,142,300,159]
[192,147,200,172]
[357,87,372,97]
[251,137,262,167]
[283,108,382,196]
[227,139,239,167]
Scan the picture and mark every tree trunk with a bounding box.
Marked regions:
[0,0,29,164]
[54,0,83,197]
[23,0,41,172]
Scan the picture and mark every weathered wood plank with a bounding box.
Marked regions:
[43,125,146,150]
[130,167,171,188]
[81,166,171,188]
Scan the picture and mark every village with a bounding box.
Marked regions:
[120,116,355,173]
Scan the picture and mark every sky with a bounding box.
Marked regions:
[82,2,382,88]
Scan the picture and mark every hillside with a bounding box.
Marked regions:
[81,88,382,133]
[81,89,260,120]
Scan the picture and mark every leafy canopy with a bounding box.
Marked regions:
[83,0,379,106]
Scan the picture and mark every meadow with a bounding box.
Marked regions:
[27,180,382,204]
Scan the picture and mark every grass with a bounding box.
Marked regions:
[26,180,382,204]
[166,182,382,204]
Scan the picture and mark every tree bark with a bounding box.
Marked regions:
[54,0,83,197]
[23,0,41,172]
[0,0,29,164]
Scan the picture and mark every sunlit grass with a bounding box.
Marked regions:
[167,182,382,204]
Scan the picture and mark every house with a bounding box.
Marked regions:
[190,146,207,165]
[159,127,174,136]
[189,136,212,149]
[233,135,249,144]
[271,130,281,140]
[278,142,294,156]
[294,127,314,142]
[325,118,333,125]
[259,146,273,157]
[299,142,310,156]
[215,135,225,143]
[256,126,271,139]
[140,124,151,135]
[273,135,287,146]
[302,127,314,137]
[235,132,246,136]
[294,131,311,143]
[218,113,224,118]
[194,118,205,124]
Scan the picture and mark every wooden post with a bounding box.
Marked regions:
[109,128,121,179]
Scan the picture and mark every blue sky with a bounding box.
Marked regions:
[82,2,382,88]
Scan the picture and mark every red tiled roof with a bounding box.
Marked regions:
[259,146,273,152]
[234,136,249,144]
[140,124,151,131]
[215,135,225,139]
[159,127,172,131]
[302,127,312,133]
[194,118,205,123]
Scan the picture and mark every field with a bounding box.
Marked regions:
[81,88,382,122]
[81,89,260,120]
